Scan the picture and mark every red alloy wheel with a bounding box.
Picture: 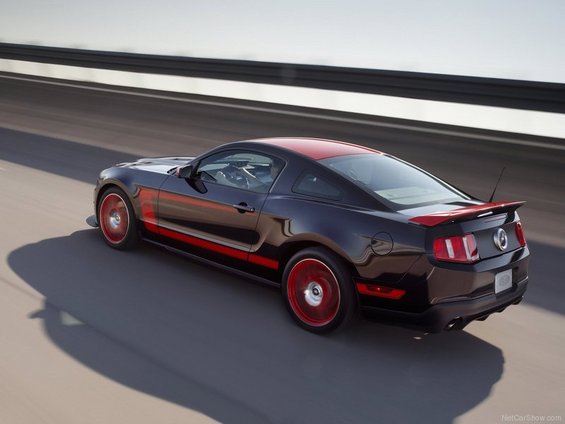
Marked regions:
[99,193,130,245]
[286,258,341,327]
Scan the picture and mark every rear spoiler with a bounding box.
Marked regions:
[409,201,526,227]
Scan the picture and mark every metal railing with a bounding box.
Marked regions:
[1,42,564,113]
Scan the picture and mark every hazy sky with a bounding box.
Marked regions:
[1,0,564,82]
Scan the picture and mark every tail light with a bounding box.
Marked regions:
[433,234,479,263]
[515,221,526,247]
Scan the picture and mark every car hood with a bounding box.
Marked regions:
[115,156,195,174]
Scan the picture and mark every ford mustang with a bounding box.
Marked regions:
[87,138,529,333]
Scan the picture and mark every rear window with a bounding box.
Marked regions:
[320,154,469,208]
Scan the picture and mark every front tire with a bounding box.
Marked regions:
[97,187,139,250]
[282,247,358,334]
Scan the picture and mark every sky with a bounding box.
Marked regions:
[1,0,565,83]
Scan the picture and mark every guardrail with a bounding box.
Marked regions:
[1,42,565,113]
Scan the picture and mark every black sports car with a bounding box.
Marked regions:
[87,138,529,333]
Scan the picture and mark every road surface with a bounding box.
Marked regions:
[1,74,563,423]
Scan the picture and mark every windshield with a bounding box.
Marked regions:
[320,154,470,209]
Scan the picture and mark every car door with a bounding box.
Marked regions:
[157,149,283,263]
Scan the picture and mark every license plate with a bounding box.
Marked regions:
[495,269,513,294]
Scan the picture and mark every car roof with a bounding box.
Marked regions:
[247,137,382,160]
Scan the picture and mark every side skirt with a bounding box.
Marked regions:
[142,237,281,289]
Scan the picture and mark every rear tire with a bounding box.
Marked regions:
[282,247,358,334]
[97,187,139,250]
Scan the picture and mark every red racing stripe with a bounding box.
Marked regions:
[137,186,278,270]
[138,187,159,234]
[159,227,248,261]
[159,190,234,213]
[249,254,279,270]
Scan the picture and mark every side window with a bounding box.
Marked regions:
[195,150,284,193]
[292,172,342,200]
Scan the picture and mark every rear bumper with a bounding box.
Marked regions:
[361,277,528,333]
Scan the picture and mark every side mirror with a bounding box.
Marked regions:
[176,164,193,179]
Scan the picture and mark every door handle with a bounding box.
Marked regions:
[233,202,255,213]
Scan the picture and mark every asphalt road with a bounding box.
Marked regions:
[1,74,564,423]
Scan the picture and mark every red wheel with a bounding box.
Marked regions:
[287,259,340,327]
[282,247,357,333]
[97,188,139,249]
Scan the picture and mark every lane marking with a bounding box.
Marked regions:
[1,73,564,151]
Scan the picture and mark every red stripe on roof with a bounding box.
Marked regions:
[251,138,381,160]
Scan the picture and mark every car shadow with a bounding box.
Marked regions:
[9,230,503,423]
[523,241,565,315]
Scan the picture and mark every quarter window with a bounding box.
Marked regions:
[292,172,342,200]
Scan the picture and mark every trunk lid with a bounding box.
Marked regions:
[402,200,526,262]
